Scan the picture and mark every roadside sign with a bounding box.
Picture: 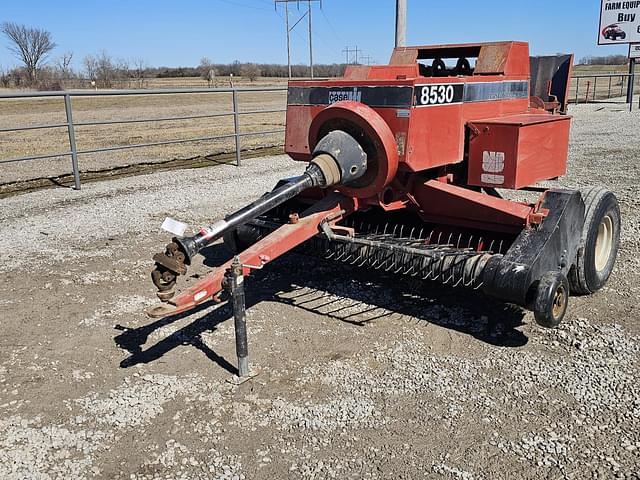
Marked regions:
[631,43,640,58]
[599,0,640,45]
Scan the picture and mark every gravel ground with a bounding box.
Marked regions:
[0,103,639,479]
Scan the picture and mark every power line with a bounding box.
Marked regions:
[342,46,361,65]
[320,7,344,44]
[361,55,375,65]
[275,0,322,78]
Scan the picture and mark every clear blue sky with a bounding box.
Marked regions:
[0,0,629,70]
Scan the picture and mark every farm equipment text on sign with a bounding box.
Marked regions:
[630,43,640,58]
[599,1,640,44]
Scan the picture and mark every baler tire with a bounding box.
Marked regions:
[534,271,569,328]
[568,187,620,295]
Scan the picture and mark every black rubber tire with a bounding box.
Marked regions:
[534,271,569,328]
[455,57,472,76]
[432,58,446,76]
[568,187,621,295]
[621,32,626,40]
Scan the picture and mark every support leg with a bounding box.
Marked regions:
[225,256,256,382]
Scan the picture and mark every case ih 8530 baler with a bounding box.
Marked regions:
[148,42,620,377]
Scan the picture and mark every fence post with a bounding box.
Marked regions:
[608,76,612,99]
[585,81,591,104]
[593,77,597,102]
[64,94,81,190]
[575,78,579,105]
[630,62,636,113]
[232,89,241,167]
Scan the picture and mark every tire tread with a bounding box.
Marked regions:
[569,186,619,294]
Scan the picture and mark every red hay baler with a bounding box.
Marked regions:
[148,42,620,378]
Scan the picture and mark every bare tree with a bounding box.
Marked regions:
[83,54,98,82]
[55,51,74,79]
[1,22,56,83]
[241,63,261,82]
[0,65,9,88]
[83,51,128,88]
[199,57,216,86]
[132,57,148,87]
[116,57,130,87]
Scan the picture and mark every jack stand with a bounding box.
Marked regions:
[224,256,258,385]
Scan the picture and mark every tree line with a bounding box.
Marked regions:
[1,21,632,90]
[0,21,348,90]
[578,54,629,66]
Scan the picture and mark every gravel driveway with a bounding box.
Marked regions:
[0,103,639,479]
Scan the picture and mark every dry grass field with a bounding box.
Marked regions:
[143,76,289,89]
[0,86,287,184]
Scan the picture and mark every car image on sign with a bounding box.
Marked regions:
[602,24,627,41]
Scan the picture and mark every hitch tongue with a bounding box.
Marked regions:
[151,129,367,301]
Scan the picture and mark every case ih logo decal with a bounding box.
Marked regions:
[328,88,362,104]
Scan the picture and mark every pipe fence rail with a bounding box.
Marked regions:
[571,72,639,105]
[1,75,638,191]
[0,86,288,190]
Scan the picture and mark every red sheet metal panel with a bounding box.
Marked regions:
[467,114,571,189]
[308,101,399,199]
[411,179,533,234]
[285,41,565,179]
[390,42,530,76]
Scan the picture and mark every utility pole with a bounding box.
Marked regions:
[308,0,314,78]
[395,0,407,48]
[342,45,362,65]
[343,46,351,64]
[275,0,322,78]
[285,1,291,77]
[342,46,361,65]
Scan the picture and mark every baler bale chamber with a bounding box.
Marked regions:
[148,41,620,376]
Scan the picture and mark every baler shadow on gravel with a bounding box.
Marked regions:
[147,42,620,379]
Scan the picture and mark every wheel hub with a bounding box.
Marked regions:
[552,284,567,319]
[594,215,613,272]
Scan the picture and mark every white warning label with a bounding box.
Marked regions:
[480,174,505,185]
[482,151,505,173]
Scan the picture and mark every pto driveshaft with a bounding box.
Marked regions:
[151,130,367,299]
